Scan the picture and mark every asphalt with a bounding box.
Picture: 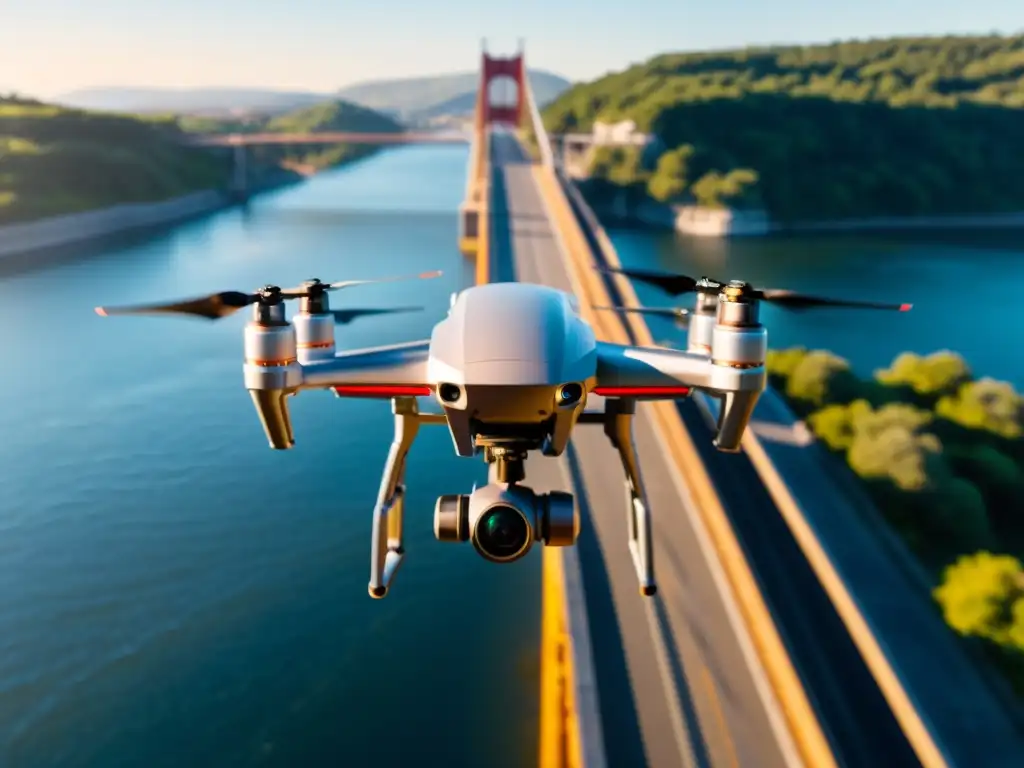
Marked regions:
[490,130,799,768]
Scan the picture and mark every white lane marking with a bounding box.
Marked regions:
[641,407,806,768]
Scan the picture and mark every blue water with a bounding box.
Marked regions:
[610,228,1024,387]
[0,146,541,768]
[3,144,1022,768]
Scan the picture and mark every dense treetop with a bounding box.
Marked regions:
[541,35,1024,221]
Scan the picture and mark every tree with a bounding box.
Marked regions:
[809,400,932,453]
[875,351,973,400]
[646,144,694,203]
[934,551,1024,650]
[690,171,727,208]
[784,350,863,409]
[765,346,808,379]
[936,378,1023,441]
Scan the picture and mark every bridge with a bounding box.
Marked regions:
[446,45,1024,768]
[185,131,471,147]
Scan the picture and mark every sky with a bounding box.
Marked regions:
[0,0,1021,98]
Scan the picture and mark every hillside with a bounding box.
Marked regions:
[55,87,330,116]
[0,97,405,224]
[257,100,405,171]
[542,34,1024,223]
[0,97,232,224]
[337,69,572,120]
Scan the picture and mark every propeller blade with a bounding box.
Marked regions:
[593,305,690,319]
[596,266,705,296]
[330,306,424,325]
[755,289,912,312]
[324,270,443,291]
[95,290,259,320]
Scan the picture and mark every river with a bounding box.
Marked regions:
[3,147,1022,768]
[0,146,542,768]
[610,227,1024,387]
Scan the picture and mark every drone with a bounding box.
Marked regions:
[593,266,912,356]
[94,268,910,601]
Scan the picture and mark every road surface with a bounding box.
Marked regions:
[490,130,799,768]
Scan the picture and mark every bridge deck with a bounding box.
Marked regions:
[489,130,796,768]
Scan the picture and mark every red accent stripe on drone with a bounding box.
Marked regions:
[333,385,433,397]
[593,386,691,397]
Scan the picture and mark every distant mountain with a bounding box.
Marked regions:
[263,99,404,134]
[336,69,572,121]
[53,68,573,122]
[53,87,331,116]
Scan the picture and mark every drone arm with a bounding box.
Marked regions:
[368,397,422,599]
[594,341,766,453]
[595,341,714,392]
[298,339,433,395]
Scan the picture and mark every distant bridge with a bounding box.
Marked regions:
[185,131,471,147]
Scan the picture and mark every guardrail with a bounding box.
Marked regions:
[460,83,491,263]
[522,81,840,768]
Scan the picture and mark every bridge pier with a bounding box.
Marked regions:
[229,142,249,202]
[458,197,481,255]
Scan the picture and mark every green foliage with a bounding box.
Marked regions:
[766,346,809,379]
[541,34,1024,221]
[934,552,1024,650]
[0,97,229,223]
[937,378,1024,440]
[782,349,863,410]
[264,100,403,135]
[771,346,1022,561]
[646,144,693,202]
[875,350,973,400]
[689,167,760,208]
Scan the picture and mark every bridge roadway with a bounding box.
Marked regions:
[487,129,935,767]
[490,131,796,768]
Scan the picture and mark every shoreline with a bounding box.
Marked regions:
[0,170,305,262]
[585,191,1024,238]
[0,145,400,263]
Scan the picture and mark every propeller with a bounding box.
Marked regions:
[330,306,424,324]
[597,266,911,312]
[593,305,690,322]
[597,266,724,297]
[94,270,443,320]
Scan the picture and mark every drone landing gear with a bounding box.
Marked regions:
[582,398,657,596]
[368,397,445,599]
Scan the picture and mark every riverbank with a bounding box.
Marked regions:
[586,191,1024,238]
[0,170,305,262]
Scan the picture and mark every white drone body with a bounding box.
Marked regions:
[98,278,770,599]
[242,281,767,598]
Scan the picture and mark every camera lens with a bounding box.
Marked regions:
[475,504,530,561]
[557,383,583,405]
[439,383,461,403]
